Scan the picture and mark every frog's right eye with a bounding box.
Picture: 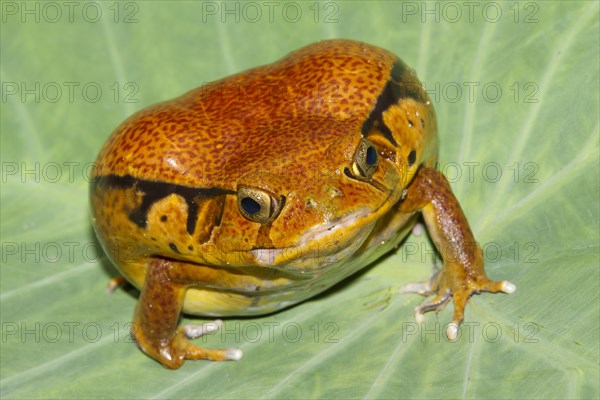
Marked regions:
[237,186,284,224]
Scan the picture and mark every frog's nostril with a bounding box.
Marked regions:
[305,198,317,211]
[328,188,343,199]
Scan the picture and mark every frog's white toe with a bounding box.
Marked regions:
[225,348,244,360]
[446,322,459,341]
[414,310,426,324]
[500,281,516,294]
[399,282,431,295]
[183,319,223,339]
[412,293,452,323]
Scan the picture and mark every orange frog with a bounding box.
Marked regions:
[90,39,515,369]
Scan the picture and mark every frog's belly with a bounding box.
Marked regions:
[182,213,418,316]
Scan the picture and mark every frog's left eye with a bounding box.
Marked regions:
[237,187,284,224]
[351,139,379,179]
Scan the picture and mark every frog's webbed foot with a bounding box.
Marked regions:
[400,268,516,340]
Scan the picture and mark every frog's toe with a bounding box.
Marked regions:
[182,319,224,339]
[159,328,243,367]
[399,281,433,295]
[445,277,516,340]
[176,324,243,362]
[135,325,243,368]
[492,280,517,294]
[413,293,452,323]
[399,277,451,323]
[446,322,460,341]
[446,289,469,341]
[473,278,516,294]
[181,341,243,362]
[180,320,243,360]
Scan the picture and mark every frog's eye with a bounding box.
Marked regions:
[237,187,284,224]
[351,139,379,179]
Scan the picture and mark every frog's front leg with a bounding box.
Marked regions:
[399,166,515,340]
[133,258,242,369]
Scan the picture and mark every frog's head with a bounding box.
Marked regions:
[209,85,437,272]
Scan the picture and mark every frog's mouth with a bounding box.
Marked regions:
[249,208,377,270]
[248,175,405,271]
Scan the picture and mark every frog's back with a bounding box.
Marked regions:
[93,40,416,188]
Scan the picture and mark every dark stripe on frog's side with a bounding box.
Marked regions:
[361,60,425,146]
[91,174,234,237]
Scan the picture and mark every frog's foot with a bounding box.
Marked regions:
[134,320,242,369]
[400,281,452,324]
[178,319,242,362]
[175,322,243,361]
[400,269,515,340]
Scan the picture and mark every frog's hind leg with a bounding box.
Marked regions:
[132,258,242,369]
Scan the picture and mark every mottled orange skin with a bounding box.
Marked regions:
[90,39,512,369]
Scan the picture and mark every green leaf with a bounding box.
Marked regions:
[2,1,598,399]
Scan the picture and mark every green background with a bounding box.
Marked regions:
[1,1,599,399]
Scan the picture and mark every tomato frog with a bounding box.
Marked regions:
[90,39,515,369]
